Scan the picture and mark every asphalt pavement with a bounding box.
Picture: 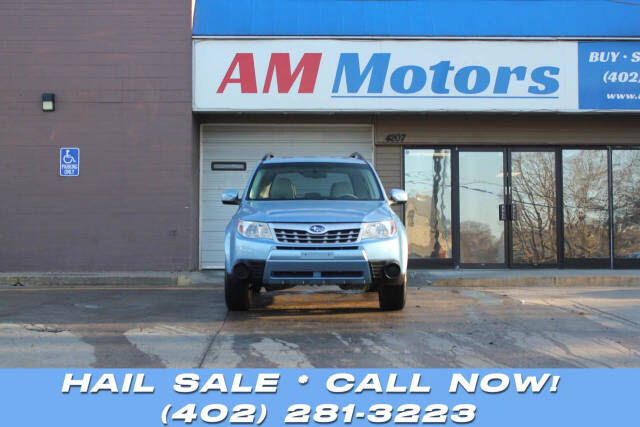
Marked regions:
[1,279,639,368]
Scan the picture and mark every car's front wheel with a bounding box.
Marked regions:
[225,272,250,311]
[378,274,406,311]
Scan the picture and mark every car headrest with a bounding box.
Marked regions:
[269,177,296,199]
[330,181,353,198]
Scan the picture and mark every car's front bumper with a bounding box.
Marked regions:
[227,234,406,287]
[263,247,371,286]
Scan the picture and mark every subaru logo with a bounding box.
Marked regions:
[308,225,326,234]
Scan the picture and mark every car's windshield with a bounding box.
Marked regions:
[247,162,383,201]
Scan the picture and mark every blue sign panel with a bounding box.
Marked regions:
[2,369,640,427]
[59,147,79,176]
[193,0,640,38]
[579,42,640,110]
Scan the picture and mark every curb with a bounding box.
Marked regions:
[1,271,638,288]
[427,276,640,287]
[0,271,225,288]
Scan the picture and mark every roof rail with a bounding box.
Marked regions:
[261,152,275,161]
[349,152,366,161]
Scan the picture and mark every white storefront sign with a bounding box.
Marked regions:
[193,39,579,112]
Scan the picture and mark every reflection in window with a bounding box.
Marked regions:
[563,150,610,259]
[459,151,505,264]
[613,150,640,259]
[404,149,452,259]
[511,152,557,265]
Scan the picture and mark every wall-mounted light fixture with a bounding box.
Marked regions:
[42,93,55,112]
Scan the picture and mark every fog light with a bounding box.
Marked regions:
[233,263,250,280]
[383,263,401,280]
[42,93,55,112]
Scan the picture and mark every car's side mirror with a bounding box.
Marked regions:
[221,189,240,205]
[389,189,408,205]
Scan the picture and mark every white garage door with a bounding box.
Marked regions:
[200,124,373,268]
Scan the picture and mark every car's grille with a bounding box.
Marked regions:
[274,228,360,244]
[321,271,362,278]
[246,261,265,283]
[272,271,313,277]
[275,246,358,251]
[369,261,386,282]
[270,271,363,278]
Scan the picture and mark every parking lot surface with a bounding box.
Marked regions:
[1,283,639,368]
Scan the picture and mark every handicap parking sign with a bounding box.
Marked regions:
[59,147,79,176]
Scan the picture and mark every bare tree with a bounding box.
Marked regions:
[511,152,557,264]
[563,150,609,259]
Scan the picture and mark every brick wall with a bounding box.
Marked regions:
[0,1,195,271]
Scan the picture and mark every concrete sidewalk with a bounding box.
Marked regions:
[1,269,638,288]
[409,269,640,287]
[0,271,225,288]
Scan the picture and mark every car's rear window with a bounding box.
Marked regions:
[247,162,383,201]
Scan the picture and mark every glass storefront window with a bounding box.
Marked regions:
[563,149,610,260]
[511,151,557,265]
[402,146,637,268]
[612,149,640,260]
[404,149,452,259]
[459,151,505,265]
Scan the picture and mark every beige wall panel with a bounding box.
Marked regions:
[375,114,640,145]
[374,145,403,217]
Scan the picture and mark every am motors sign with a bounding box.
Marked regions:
[192,39,611,112]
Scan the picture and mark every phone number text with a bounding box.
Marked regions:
[161,403,477,425]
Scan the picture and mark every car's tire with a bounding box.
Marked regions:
[225,272,250,311]
[378,274,406,311]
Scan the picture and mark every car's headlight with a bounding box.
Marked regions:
[361,220,397,240]
[237,220,273,240]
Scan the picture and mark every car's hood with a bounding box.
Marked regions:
[237,200,393,223]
